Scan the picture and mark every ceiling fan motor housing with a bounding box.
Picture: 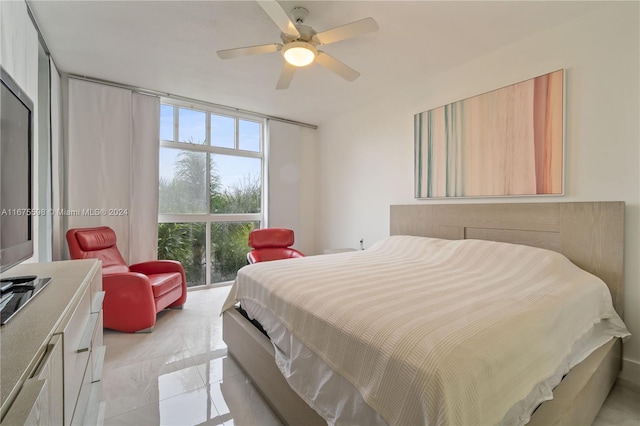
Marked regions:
[282,24,316,44]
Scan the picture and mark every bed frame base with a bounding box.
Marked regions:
[223,308,325,426]
[224,307,620,426]
[528,338,621,425]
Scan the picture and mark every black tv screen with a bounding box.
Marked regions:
[0,66,34,273]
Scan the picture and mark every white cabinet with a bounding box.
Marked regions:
[0,260,104,425]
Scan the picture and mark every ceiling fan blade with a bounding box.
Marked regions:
[276,61,296,90]
[314,17,378,45]
[257,0,301,38]
[315,52,360,82]
[217,43,282,59]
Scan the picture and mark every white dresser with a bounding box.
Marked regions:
[0,259,105,425]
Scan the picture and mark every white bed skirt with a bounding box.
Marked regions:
[241,299,627,426]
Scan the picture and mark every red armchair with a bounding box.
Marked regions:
[66,226,187,333]
[247,228,305,264]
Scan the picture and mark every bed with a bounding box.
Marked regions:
[221,201,629,425]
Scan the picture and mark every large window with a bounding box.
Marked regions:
[157,102,264,286]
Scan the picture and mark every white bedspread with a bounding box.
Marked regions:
[222,236,630,426]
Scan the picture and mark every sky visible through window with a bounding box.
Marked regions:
[159,105,261,191]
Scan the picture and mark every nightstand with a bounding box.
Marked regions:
[323,248,358,254]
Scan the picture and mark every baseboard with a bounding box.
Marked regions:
[619,357,640,387]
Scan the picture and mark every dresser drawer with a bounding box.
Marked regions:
[72,347,104,425]
[62,284,92,424]
[73,381,105,426]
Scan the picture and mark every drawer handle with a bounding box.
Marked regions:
[92,291,105,313]
[78,312,99,353]
[32,334,62,379]
[92,345,106,382]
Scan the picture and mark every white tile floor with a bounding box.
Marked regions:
[103,286,282,426]
[592,379,640,426]
[103,286,639,426]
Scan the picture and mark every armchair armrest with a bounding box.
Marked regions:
[130,260,184,275]
[102,273,156,332]
[248,248,305,263]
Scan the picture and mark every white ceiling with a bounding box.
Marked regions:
[28,1,603,126]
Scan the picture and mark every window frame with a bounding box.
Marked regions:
[158,98,266,286]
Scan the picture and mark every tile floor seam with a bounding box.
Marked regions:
[105,382,227,422]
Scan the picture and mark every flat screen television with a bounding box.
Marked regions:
[0,66,34,274]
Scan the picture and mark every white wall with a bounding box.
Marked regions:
[315,2,640,384]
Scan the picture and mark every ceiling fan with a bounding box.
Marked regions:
[216,0,379,89]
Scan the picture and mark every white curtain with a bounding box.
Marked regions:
[129,93,160,263]
[66,78,159,263]
[268,120,301,233]
[268,120,317,255]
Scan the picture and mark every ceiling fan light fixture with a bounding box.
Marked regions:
[282,42,317,67]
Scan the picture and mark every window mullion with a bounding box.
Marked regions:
[205,150,211,285]
[158,214,211,223]
[235,117,239,150]
[204,148,213,285]
[205,221,211,286]
[173,105,178,143]
[206,111,211,147]
[210,213,262,222]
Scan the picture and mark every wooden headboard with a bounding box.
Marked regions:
[390,202,625,316]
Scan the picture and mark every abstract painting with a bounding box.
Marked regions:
[415,70,564,198]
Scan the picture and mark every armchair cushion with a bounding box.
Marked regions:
[129,260,187,308]
[148,272,183,298]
